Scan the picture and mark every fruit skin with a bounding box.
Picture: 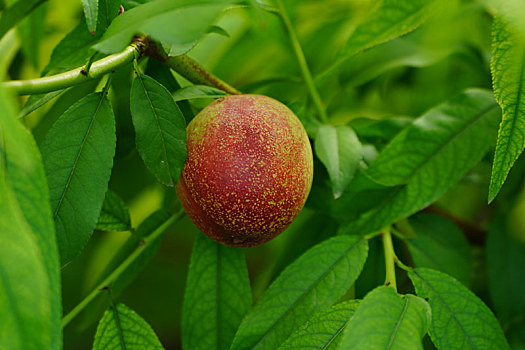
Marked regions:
[175,94,313,247]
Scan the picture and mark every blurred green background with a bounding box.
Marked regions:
[4,0,525,348]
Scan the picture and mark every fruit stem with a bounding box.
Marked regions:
[61,210,184,329]
[382,226,397,290]
[2,43,142,95]
[275,0,328,123]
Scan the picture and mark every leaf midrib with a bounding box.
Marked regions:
[247,238,364,349]
[386,295,409,349]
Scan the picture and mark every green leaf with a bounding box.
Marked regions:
[409,268,509,350]
[93,0,233,54]
[339,286,431,350]
[341,89,500,236]
[18,90,64,119]
[171,85,227,102]
[96,190,132,232]
[130,72,186,186]
[82,0,98,34]
[316,0,440,85]
[182,234,251,350]
[0,0,44,41]
[0,88,60,349]
[93,303,164,349]
[231,235,369,350]
[278,300,360,350]
[42,0,120,74]
[488,16,525,202]
[314,124,362,199]
[41,92,116,265]
[486,213,525,322]
[17,2,47,70]
[407,213,471,286]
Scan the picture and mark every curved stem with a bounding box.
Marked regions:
[3,44,140,95]
[275,0,328,123]
[382,227,397,290]
[61,210,184,328]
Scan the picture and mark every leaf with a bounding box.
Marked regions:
[486,213,525,322]
[314,124,363,199]
[40,92,116,265]
[17,2,47,70]
[409,268,509,350]
[130,72,187,186]
[0,88,59,349]
[42,0,120,74]
[278,300,360,350]
[341,89,500,236]
[171,85,227,102]
[93,303,164,349]
[96,190,132,232]
[339,286,431,350]
[407,213,471,286]
[0,0,45,41]
[316,0,440,85]
[488,16,525,202]
[18,90,64,119]
[182,234,251,350]
[231,235,369,350]
[82,0,98,34]
[93,0,234,54]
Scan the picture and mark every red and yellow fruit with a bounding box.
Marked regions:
[175,94,313,247]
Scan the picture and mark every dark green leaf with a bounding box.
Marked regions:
[339,286,431,350]
[341,89,500,235]
[407,213,471,286]
[130,72,186,186]
[96,190,132,232]
[278,300,360,350]
[314,124,362,199]
[182,234,251,350]
[41,92,116,265]
[17,3,47,70]
[82,0,98,34]
[18,90,64,119]
[171,85,227,102]
[0,0,45,41]
[93,303,164,349]
[486,213,525,322]
[93,0,234,54]
[316,0,440,85]
[409,268,509,350]
[231,235,368,350]
[488,16,525,202]
[0,87,60,349]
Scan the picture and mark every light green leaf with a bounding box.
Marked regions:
[407,213,471,286]
[0,0,44,41]
[316,0,440,85]
[18,90,64,119]
[41,92,116,265]
[409,268,509,350]
[93,303,164,349]
[339,286,431,350]
[314,124,362,199]
[231,235,368,350]
[488,16,525,202]
[172,85,227,102]
[93,0,233,54]
[182,234,251,350]
[278,300,360,350]
[82,0,98,34]
[486,213,525,322]
[130,72,187,186]
[0,88,59,349]
[96,190,132,232]
[341,89,500,235]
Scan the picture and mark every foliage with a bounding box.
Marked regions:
[1,0,525,349]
